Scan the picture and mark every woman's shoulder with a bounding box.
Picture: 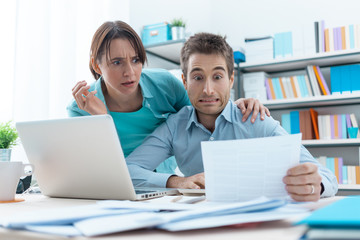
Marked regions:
[141,68,179,83]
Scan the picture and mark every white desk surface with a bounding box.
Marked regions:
[0,194,339,240]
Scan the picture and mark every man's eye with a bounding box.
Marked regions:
[113,60,121,65]
[214,75,222,80]
[132,58,140,63]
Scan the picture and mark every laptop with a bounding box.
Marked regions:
[16,115,176,200]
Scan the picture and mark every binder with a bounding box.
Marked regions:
[297,197,360,227]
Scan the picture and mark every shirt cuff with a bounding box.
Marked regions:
[148,173,173,188]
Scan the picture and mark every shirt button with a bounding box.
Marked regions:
[162,114,165,117]
[210,137,214,141]
[147,103,150,107]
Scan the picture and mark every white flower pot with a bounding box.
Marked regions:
[0,149,11,162]
[171,27,185,40]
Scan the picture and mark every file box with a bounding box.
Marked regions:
[141,22,171,46]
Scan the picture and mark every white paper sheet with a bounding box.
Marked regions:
[158,204,309,231]
[201,134,301,202]
[1,204,141,228]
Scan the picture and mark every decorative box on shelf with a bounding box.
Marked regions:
[141,22,171,46]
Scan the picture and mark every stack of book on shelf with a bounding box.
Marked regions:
[317,156,360,185]
[265,65,330,100]
[242,72,268,101]
[324,23,360,52]
[330,64,360,94]
[281,109,359,140]
[244,36,274,63]
[317,113,360,140]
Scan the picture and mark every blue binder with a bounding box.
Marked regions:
[297,196,360,227]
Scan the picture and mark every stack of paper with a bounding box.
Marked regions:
[0,197,308,237]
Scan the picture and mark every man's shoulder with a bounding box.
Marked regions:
[166,105,193,124]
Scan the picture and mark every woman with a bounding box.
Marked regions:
[67,20,270,173]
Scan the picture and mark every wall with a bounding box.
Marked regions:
[129,0,360,61]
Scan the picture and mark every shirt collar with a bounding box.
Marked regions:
[139,73,153,99]
[186,100,233,131]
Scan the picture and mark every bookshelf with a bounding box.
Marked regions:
[240,50,360,195]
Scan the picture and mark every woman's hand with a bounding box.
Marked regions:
[234,98,270,123]
[72,81,107,115]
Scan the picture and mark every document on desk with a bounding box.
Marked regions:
[202,134,301,202]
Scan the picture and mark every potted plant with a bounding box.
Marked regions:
[0,121,18,161]
[170,18,186,40]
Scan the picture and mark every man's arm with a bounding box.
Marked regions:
[126,122,175,188]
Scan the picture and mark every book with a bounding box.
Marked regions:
[306,65,321,96]
[281,113,291,134]
[342,165,348,184]
[315,66,330,95]
[267,78,276,100]
[338,158,343,184]
[289,77,298,98]
[310,109,320,140]
[313,66,328,95]
[290,111,300,134]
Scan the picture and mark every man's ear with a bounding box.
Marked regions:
[229,71,235,89]
[91,57,102,75]
[182,73,187,90]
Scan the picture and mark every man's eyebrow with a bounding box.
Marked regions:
[213,66,226,72]
[189,67,203,74]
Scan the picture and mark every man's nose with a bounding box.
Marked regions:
[203,79,214,95]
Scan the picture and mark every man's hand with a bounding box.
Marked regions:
[166,173,205,189]
[72,80,107,115]
[283,163,322,202]
[234,98,270,123]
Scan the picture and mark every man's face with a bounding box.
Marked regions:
[183,53,234,120]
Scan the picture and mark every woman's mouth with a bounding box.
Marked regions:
[122,81,136,87]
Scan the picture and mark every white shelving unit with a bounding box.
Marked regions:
[144,39,185,65]
[241,50,360,195]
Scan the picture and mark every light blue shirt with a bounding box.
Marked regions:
[67,68,190,173]
[127,101,338,198]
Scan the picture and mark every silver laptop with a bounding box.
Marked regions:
[16,115,175,200]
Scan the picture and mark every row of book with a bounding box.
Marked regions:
[281,109,359,140]
[317,156,360,185]
[331,64,360,94]
[244,21,360,64]
[243,63,360,102]
[315,20,360,53]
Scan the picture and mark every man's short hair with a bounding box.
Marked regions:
[180,33,234,79]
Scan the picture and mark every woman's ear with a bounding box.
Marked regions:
[91,57,102,75]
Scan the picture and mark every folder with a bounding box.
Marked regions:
[297,196,360,227]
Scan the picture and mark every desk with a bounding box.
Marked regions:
[0,194,339,240]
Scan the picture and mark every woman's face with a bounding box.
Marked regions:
[97,38,143,96]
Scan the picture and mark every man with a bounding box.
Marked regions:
[127,33,338,202]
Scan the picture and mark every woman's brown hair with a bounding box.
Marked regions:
[89,21,147,80]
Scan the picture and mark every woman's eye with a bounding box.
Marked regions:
[132,58,140,63]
